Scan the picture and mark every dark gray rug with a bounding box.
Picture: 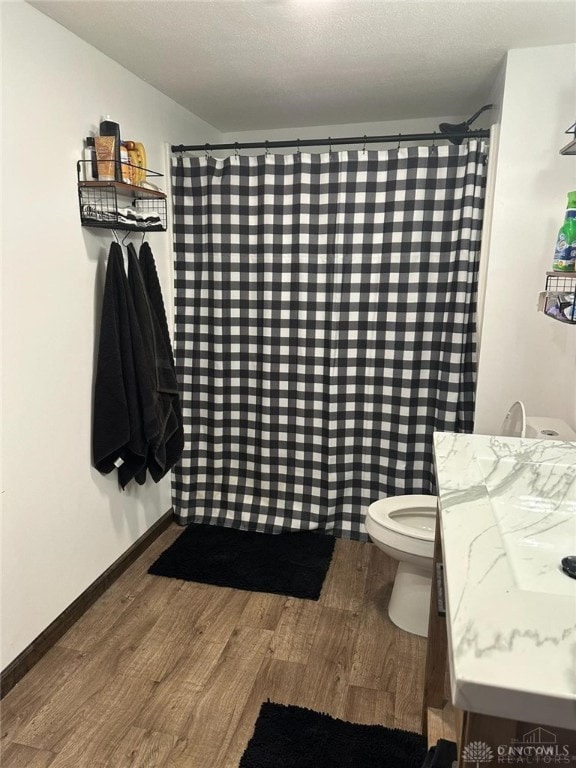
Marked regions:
[239,702,428,768]
[148,523,335,600]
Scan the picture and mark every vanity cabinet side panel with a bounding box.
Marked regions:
[421,506,449,733]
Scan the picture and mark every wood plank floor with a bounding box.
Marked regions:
[1,524,427,767]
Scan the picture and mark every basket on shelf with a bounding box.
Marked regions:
[540,272,576,324]
[76,160,167,232]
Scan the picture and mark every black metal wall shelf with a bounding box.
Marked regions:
[77,161,167,232]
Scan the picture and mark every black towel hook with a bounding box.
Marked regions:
[121,231,131,246]
[112,229,119,243]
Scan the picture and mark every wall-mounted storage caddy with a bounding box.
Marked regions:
[77,160,167,232]
[538,145,576,323]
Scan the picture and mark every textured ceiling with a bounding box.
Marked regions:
[29,0,576,132]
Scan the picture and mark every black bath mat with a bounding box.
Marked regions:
[148,524,335,600]
[239,702,428,768]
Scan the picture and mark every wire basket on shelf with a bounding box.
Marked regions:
[76,160,167,232]
[542,272,576,324]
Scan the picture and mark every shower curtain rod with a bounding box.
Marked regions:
[171,128,490,154]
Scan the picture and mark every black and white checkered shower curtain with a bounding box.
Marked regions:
[172,142,487,538]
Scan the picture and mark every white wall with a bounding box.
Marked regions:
[475,44,576,435]
[475,59,507,352]
[1,1,222,668]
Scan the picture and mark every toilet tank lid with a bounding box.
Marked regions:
[525,416,576,441]
[501,400,526,438]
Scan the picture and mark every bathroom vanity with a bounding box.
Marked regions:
[422,432,576,760]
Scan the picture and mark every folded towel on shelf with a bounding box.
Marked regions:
[117,215,163,229]
[81,204,162,228]
[81,204,116,222]
[117,206,161,224]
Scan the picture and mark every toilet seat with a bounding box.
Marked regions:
[501,400,526,438]
[368,495,437,540]
[365,494,437,561]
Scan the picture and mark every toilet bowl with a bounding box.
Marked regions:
[366,401,576,638]
[365,495,437,637]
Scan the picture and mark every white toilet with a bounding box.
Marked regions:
[365,401,576,638]
[365,494,437,637]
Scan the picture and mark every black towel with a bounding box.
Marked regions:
[138,242,179,391]
[93,243,150,487]
[127,244,183,482]
[138,242,184,478]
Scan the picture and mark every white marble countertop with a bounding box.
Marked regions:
[433,432,576,730]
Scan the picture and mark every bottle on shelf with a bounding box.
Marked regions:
[82,136,98,181]
[120,142,131,185]
[552,191,576,272]
[99,116,122,182]
[123,140,146,185]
